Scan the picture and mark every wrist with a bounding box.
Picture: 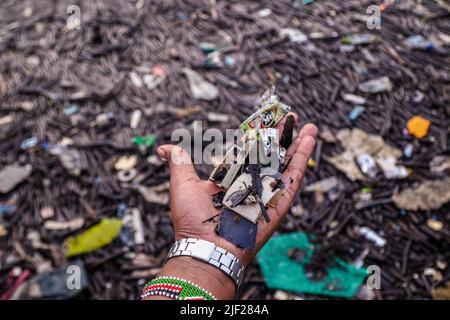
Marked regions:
[157,256,236,300]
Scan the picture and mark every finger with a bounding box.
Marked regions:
[255,132,317,247]
[285,123,319,160]
[284,134,317,199]
[157,144,199,184]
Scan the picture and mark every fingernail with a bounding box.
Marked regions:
[156,147,168,161]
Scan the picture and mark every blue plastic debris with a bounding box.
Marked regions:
[116,202,127,218]
[403,144,414,159]
[0,204,17,214]
[20,137,38,150]
[217,207,257,249]
[18,260,88,299]
[348,106,366,121]
[224,55,235,66]
[64,104,79,115]
[404,35,436,51]
[340,44,355,53]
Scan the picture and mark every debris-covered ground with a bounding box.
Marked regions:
[0,0,449,300]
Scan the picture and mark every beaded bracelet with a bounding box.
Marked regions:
[140,276,217,300]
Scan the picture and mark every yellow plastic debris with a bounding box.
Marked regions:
[432,282,450,300]
[64,218,122,257]
[0,224,7,237]
[407,116,430,139]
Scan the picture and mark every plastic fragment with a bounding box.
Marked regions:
[203,51,223,68]
[64,218,123,257]
[342,34,378,45]
[258,232,367,298]
[430,155,450,174]
[351,61,368,75]
[222,168,282,223]
[348,106,366,121]
[130,109,142,129]
[117,169,137,182]
[199,42,217,54]
[20,137,38,150]
[17,261,88,299]
[217,207,257,249]
[44,217,84,231]
[356,226,386,247]
[339,44,355,53]
[182,68,219,101]
[404,35,437,51]
[0,164,33,194]
[64,104,79,115]
[305,176,343,202]
[92,112,114,127]
[393,177,450,210]
[0,115,14,126]
[319,126,337,143]
[143,66,166,90]
[413,90,424,103]
[280,28,308,44]
[376,156,409,179]
[40,206,55,219]
[121,208,145,246]
[224,55,235,66]
[343,94,366,105]
[0,224,7,237]
[432,282,450,300]
[133,135,156,148]
[426,218,443,231]
[356,153,378,178]
[258,8,272,17]
[359,76,392,93]
[326,128,403,181]
[403,144,414,158]
[273,290,289,300]
[0,204,17,214]
[407,116,430,139]
[304,176,342,193]
[58,149,82,176]
[115,155,138,171]
[240,87,290,132]
[207,112,230,122]
[137,182,169,205]
[129,72,143,88]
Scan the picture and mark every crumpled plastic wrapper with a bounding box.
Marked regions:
[393,176,450,211]
[326,128,405,181]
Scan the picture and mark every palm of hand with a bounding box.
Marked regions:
[157,117,317,265]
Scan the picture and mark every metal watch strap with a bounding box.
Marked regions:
[167,238,245,287]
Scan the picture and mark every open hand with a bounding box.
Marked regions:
[156,114,317,265]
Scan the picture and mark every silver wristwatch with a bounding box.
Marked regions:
[167,238,245,287]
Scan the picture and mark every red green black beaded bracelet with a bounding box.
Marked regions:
[140,276,216,300]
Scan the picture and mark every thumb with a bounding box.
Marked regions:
[157,144,199,183]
